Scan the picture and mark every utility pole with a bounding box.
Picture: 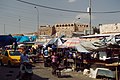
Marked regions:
[89,0,92,34]
[74,17,80,31]
[87,0,92,34]
[34,7,40,37]
[4,24,5,35]
[19,17,21,34]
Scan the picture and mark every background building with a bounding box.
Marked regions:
[39,23,89,37]
[54,23,75,37]
[39,25,56,36]
[99,23,120,34]
[54,23,89,37]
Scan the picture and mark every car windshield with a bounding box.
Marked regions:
[97,69,114,78]
[9,51,21,56]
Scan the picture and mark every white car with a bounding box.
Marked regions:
[89,68,115,79]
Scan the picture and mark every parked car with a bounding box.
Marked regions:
[89,68,115,79]
[0,50,21,67]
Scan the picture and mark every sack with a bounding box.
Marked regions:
[67,59,74,63]
[58,63,64,69]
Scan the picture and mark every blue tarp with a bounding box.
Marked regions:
[29,36,37,41]
[0,35,17,47]
[19,36,30,42]
[13,36,37,42]
[13,36,22,42]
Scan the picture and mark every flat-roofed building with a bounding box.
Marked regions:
[54,23,89,37]
[99,23,120,34]
[54,23,75,37]
[39,23,89,37]
[39,25,56,36]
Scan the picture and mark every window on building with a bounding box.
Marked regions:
[65,24,67,27]
[71,24,74,26]
[56,25,59,27]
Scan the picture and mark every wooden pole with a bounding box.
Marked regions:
[116,66,118,80]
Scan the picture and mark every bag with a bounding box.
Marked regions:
[58,63,64,69]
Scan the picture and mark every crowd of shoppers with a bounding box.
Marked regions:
[41,43,84,75]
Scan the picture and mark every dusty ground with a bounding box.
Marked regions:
[0,63,100,80]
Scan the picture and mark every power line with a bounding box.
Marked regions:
[17,0,87,13]
[93,11,120,13]
[0,3,74,23]
[17,0,120,14]
[0,2,34,14]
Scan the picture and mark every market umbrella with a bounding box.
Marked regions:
[0,35,17,47]
[43,38,63,48]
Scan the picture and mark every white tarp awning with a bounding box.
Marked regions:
[75,44,90,53]
[43,38,63,48]
[80,41,100,51]
[62,37,80,48]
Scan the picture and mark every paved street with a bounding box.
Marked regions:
[0,63,100,80]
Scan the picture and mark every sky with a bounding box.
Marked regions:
[0,0,120,34]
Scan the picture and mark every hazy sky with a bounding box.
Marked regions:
[0,0,120,34]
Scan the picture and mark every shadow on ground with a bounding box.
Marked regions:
[32,74,49,80]
[59,75,73,78]
[0,66,49,80]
